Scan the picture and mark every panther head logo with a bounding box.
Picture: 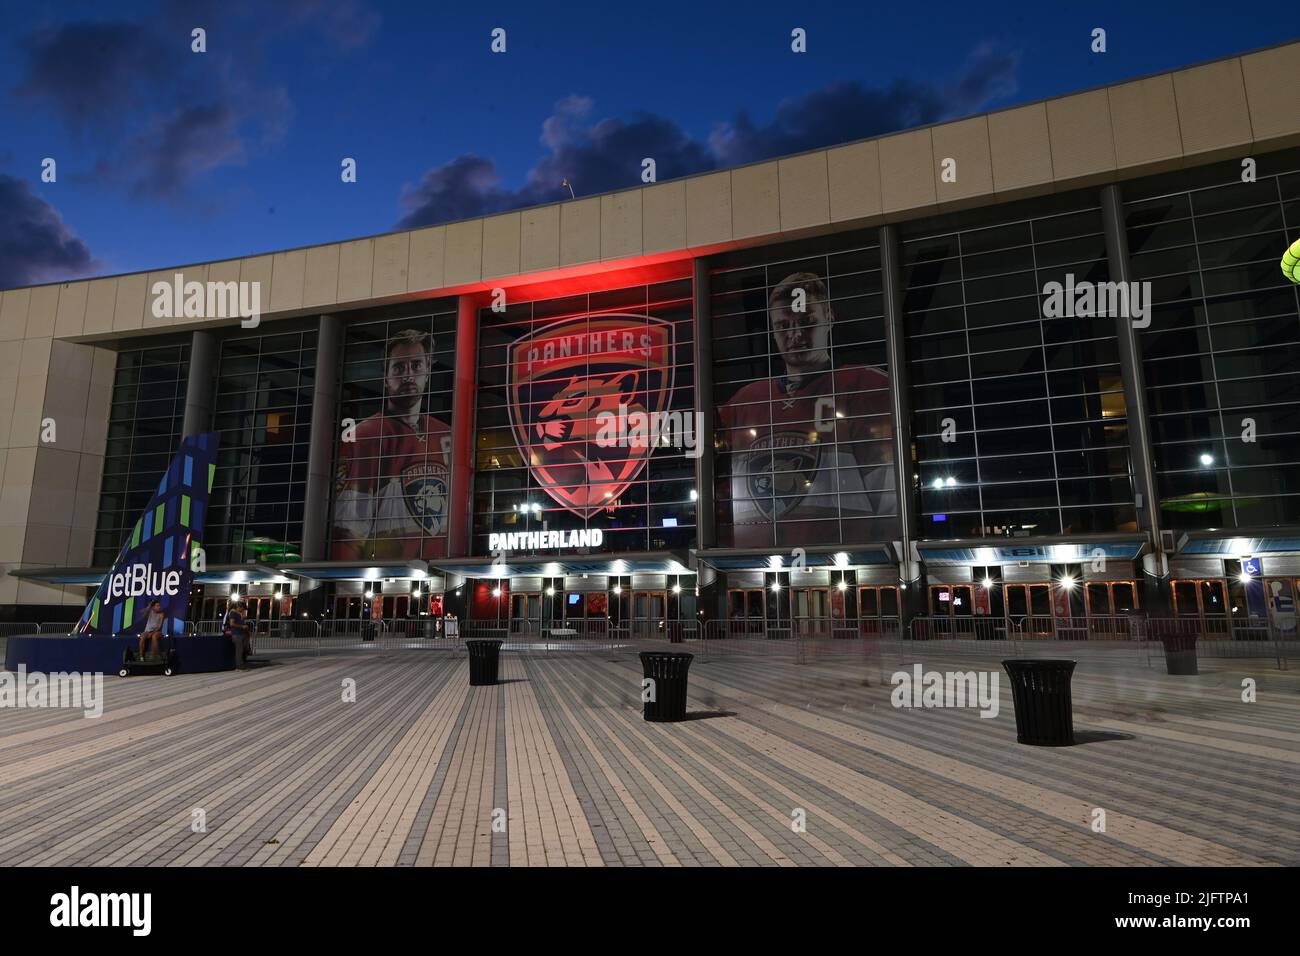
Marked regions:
[534,371,639,450]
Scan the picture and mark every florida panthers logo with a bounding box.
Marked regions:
[402,461,449,535]
[741,436,822,519]
[509,314,673,516]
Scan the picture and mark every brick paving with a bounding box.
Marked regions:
[0,641,1296,866]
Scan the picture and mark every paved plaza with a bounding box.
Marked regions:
[0,641,1296,866]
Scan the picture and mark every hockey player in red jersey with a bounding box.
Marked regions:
[718,272,895,546]
[331,329,453,560]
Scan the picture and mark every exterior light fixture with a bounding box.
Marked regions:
[770,581,781,593]
[836,579,848,591]
[672,583,681,594]
[613,585,622,595]
[932,478,944,490]
[945,476,956,487]
[364,590,374,599]
[491,586,501,598]
[1200,453,1215,466]
[982,577,994,589]
[1058,575,1075,590]
[545,586,555,596]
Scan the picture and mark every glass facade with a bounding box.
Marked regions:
[330,302,458,560]
[472,279,697,555]
[902,192,1136,539]
[1125,148,1300,529]
[93,343,190,566]
[207,327,317,563]
[710,232,897,547]
[86,147,1300,603]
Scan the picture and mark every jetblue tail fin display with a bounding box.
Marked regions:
[75,432,220,638]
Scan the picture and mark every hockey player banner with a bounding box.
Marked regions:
[717,270,896,547]
[508,314,673,517]
[332,327,453,560]
[74,432,219,638]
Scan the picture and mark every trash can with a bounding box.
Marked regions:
[1001,659,1076,746]
[467,639,504,686]
[1161,621,1199,675]
[639,651,693,722]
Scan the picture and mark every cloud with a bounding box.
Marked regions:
[9,7,329,201]
[0,175,96,290]
[398,44,1019,228]
[14,21,170,130]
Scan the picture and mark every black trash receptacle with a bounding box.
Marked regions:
[1001,659,1076,746]
[1161,621,1199,675]
[639,651,693,722]
[467,639,504,686]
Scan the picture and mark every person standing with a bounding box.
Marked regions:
[225,598,250,670]
[139,600,165,660]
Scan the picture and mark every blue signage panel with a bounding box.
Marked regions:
[74,433,220,638]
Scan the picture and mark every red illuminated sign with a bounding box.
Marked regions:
[508,314,673,517]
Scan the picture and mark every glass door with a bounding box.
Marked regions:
[631,591,666,639]
[792,587,830,637]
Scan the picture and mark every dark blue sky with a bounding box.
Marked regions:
[0,0,1293,289]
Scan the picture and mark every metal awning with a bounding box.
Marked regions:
[694,543,896,571]
[284,560,430,582]
[1178,528,1300,557]
[431,551,692,578]
[916,533,1148,565]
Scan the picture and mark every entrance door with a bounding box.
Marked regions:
[726,589,765,636]
[631,591,666,639]
[791,587,831,637]
[510,593,541,634]
[858,586,900,636]
[1004,584,1053,635]
[1173,579,1231,638]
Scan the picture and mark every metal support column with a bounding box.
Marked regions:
[691,257,722,622]
[300,314,342,564]
[447,296,479,558]
[181,329,217,438]
[879,223,925,629]
[1102,183,1170,615]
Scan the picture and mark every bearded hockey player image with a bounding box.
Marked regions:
[717,272,896,546]
[332,329,452,560]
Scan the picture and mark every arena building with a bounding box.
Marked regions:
[4,40,1300,641]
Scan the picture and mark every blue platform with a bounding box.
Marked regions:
[4,634,235,674]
